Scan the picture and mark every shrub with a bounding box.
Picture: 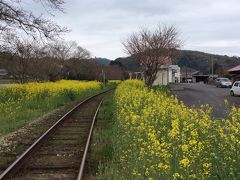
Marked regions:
[107,80,240,179]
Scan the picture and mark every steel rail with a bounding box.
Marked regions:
[0,88,113,180]
[77,99,103,180]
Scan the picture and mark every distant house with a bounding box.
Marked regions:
[0,69,8,78]
[180,67,198,82]
[180,67,210,83]
[129,55,180,85]
[129,65,180,85]
[129,71,144,80]
[192,71,209,83]
[153,65,181,85]
[228,65,240,81]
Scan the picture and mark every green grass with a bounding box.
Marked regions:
[0,82,116,137]
[0,79,14,84]
[86,92,116,178]
[1,91,90,136]
[86,84,174,179]
[153,85,171,96]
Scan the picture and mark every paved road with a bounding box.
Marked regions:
[173,83,240,118]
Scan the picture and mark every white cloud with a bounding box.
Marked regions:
[27,0,240,59]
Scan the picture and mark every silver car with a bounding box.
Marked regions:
[215,78,232,88]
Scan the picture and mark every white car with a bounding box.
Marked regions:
[230,81,240,96]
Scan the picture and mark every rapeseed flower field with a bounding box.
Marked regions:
[0,80,103,136]
[110,80,240,179]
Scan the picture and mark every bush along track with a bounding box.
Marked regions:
[99,80,240,179]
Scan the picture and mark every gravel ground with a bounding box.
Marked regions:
[0,99,84,173]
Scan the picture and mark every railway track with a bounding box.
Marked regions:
[0,89,112,180]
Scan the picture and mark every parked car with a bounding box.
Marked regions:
[230,81,240,96]
[215,78,232,88]
[186,79,193,83]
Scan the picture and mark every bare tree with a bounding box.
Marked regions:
[44,40,92,80]
[46,41,91,60]
[104,64,124,80]
[46,41,75,60]
[2,36,35,82]
[0,0,67,41]
[64,59,101,80]
[1,36,93,82]
[0,34,60,82]
[72,46,91,59]
[123,25,182,87]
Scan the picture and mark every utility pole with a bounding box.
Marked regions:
[210,55,214,79]
[208,60,211,75]
[185,67,187,82]
[101,65,105,86]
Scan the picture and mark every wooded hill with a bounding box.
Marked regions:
[114,50,240,74]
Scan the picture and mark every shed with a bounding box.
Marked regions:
[153,65,180,85]
[192,71,209,83]
[228,65,240,81]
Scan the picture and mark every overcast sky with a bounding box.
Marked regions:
[39,0,240,59]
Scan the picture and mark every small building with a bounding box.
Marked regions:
[180,67,199,82]
[153,65,181,85]
[180,67,210,83]
[129,71,144,80]
[0,69,8,78]
[228,65,240,81]
[192,71,209,83]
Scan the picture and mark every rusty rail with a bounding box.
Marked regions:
[77,99,103,180]
[0,88,113,180]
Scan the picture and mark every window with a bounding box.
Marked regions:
[221,78,230,82]
[234,82,239,87]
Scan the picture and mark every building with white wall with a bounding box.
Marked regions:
[153,65,180,85]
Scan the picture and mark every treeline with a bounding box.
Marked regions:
[0,37,123,83]
[114,50,240,75]
[177,50,240,74]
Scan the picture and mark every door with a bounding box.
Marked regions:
[236,83,240,95]
[233,82,240,95]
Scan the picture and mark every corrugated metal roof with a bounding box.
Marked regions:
[228,65,240,72]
